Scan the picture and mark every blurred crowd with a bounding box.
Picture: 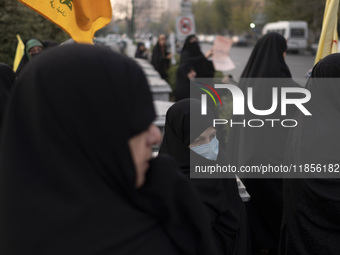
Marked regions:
[0,32,339,255]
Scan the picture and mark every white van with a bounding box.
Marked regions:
[262,21,308,52]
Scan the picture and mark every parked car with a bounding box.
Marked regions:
[232,36,248,47]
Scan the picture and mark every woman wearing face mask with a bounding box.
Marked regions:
[180,35,215,78]
[160,99,251,255]
[0,44,218,255]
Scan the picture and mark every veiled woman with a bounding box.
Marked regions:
[180,35,214,78]
[160,99,250,255]
[279,53,340,255]
[226,33,299,255]
[151,34,171,79]
[0,44,217,255]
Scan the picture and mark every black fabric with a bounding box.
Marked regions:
[135,42,148,59]
[175,64,193,102]
[0,63,15,128]
[226,33,299,253]
[151,41,170,79]
[279,53,340,255]
[0,44,217,255]
[240,33,291,78]
[180,35,215,78]
[160,99,250,255]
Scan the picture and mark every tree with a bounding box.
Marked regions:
[212,0,231,34]
[0,1,69,67]
[192,1,214,34]
[112,0,152,37]
[265,0,330,41]
[193,0,252,35]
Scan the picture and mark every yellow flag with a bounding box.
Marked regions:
[314,0,339,65]
[18,0,112,44]
[13,34,25,72]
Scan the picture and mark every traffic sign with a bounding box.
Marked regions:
[176,15,196,41]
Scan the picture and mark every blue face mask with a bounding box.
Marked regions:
[190,136,219,161]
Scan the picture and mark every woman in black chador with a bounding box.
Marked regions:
[180,34,214,78]
[226,33,299,255]
[151,34,171,79]
[0,44,218,255]
[160,99,251,255]
[279,53,340,255]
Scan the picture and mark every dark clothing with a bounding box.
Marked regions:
[0,63,15,128]
[180,35,215,78]
[135,42,148,59]
[279,53,340,255]
[240,33,291,78]
[151,42,170,79]
[160,99,251,255]
[0,45,217,255]
[175,64,192,101]
[226,33,299,253]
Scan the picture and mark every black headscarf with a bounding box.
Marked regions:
[135,42,147,59]
[227,33,299,252]
[0,44,217,255]
[0,63,15,127]
[180,35,215,78]
[181,35,204,61]
[160,99,251,255]
[241,32,291,78]
[151,38,170,79]
[279,53,340,255]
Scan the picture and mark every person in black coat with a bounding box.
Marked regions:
[151,34,171,79]
[279,53,340,255]
[0,44,218,255]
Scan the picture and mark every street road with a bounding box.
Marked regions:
[201,43,315,86]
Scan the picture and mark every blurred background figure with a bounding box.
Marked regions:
[15,38,59,77]
[160,99,251,255]
[134,42,148,60]
[0,63,15,131]
[151,34,171,80]
[25,38,44,60]
[180,34,214,78]
[226,33,299,255]
[174,63,196,102]
[280,53,340,255]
